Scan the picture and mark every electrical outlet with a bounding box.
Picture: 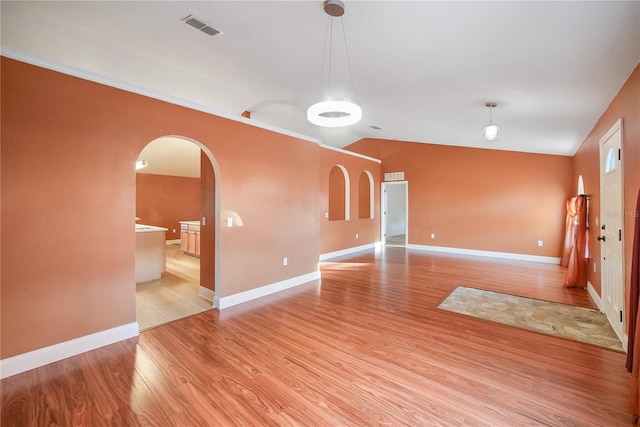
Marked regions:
[594,262,597,273]
[538,240,543,247]
[227,217,233,227]
[283,257,288,266]
[431,233,435,239]
[172,229,176,233]
[355,233,359,239]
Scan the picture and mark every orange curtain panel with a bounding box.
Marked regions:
[561,195,588,288]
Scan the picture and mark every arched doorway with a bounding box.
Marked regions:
[134,136,220,330]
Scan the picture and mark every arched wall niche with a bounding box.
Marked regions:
[329,164,350,221]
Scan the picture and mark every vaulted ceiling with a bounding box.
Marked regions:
[2,1,639,156]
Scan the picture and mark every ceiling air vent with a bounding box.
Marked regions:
[182,15,221,37]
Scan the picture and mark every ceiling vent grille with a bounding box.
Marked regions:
[182,15,221,37]
[384,172,405,181]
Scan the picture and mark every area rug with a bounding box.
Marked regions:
[438,286,623,351]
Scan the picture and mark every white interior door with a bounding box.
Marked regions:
[599,119,625,344]
[382,182,408,246]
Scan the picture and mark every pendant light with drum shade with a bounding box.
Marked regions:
[307,0,362,128]
[482,103,500,141]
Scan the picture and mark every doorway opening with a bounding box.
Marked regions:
[599,118,625,345]
[382,181,408,246]
[134,136,220,331]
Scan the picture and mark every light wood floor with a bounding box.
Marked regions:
[1,247,634,426]
[136,244,212,330]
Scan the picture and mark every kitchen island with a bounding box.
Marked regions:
[135,224,168,283]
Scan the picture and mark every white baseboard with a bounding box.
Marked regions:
[198,285,215,302]
[406,244,561,264]
[0,322,139,379]
[215,271,320,309]
[320,243,379,261]
[587,281,603,311]
[166,239,181,245]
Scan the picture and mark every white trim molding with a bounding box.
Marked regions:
[198,285,215,302]
[406,244,561,264]
[215,271,320,310]
[166,239,181,245]
[319,143,382,164]
[0,46,320,146]
[0,322,139,379]
[320,243,379,261]
[587,281,603,311]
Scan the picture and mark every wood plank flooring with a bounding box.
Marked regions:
[1,247,635,426]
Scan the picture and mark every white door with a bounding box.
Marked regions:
[599,119,625,343]
[382,182,408,246]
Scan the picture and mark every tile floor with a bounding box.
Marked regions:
[136,244,212,331]
[439,286,623,351]
[386,234,406,246]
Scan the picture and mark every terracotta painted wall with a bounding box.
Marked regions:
[346,139,574,258]
[200,151,216,292]
[319,149,381,255]
[573,64,640,319]
[1,58,319,359]
[136,173,200,240]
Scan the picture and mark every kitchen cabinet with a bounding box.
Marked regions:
[180,221,200,257]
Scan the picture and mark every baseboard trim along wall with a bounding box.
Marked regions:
[166,239,181,245]
[198,285,215,302]
[319,243,379,261]
[0,322,139,379]
[587,281,603,311]
[215,271,321,310]
[406,244,561,264]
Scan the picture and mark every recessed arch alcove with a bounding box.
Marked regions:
[358,170,374,219]
[329,165,350,221]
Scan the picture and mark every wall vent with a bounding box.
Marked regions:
[182,15,222,37]
[384,172,405,181]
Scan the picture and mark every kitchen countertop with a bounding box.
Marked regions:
[135,224,169,233]
[179,221,200,226]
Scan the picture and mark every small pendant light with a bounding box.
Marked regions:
[482,103,500,141]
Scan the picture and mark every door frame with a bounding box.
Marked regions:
[381,181,408,246]
[598,118,625,346]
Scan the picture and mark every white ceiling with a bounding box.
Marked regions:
[137,137,202,178]
[2,1,639,157]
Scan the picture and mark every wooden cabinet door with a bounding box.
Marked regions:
[180,231,188,252]
[188,231,197,255]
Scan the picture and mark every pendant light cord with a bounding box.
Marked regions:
[340,17,355,90]
[319,16,331,91]
[319,14,355,94]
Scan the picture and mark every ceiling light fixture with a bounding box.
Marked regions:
[482,102,500,141]
[135,160,148,170]
[307,0,362,128]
